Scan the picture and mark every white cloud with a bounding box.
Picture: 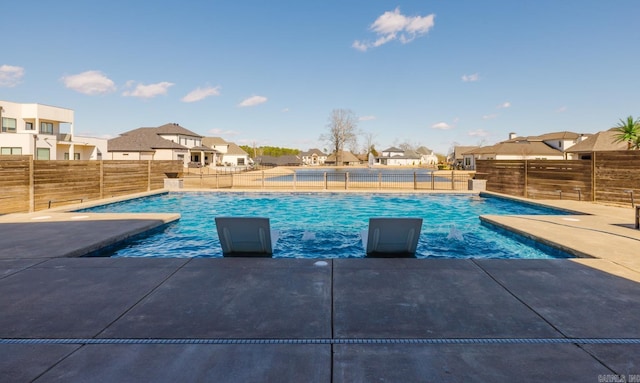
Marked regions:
[181,85,221,103]
[482,114,498,120]
[556,106,568,113]
[497,101,511,109]
[431,122,452,130]
[462,73,479,82]
[0,65,25,87]
[61,70,116,95]
[352,40,369,52]
[238,95,267,107]
[468,129,489,137]
[359,115,376,121]
[122,81,174,99]
[353,8,435,52]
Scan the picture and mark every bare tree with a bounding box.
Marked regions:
[320,109,359,166]
[361,131,377,155]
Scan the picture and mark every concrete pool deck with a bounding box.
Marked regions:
[1,193,640,382]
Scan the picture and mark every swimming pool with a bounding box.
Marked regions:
[81,192,572,259]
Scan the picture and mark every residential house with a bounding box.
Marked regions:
[448,146,480,169]
[255,155,302,167]
[301,148,327,165]
[107,123,216,167]
[325,150,360,166]
[462,131,591,170]
[0,100,107,160]
[202,137,251,167]
[416,146,439,166]
[565,129,628,160]
[378,146,430,166]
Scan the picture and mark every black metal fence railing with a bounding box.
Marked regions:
[182,170,472,191]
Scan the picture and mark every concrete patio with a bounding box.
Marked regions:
[1,194,640,382]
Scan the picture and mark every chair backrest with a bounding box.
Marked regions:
[364,217,423,257]
[215,217,273,256]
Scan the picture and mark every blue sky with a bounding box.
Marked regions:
[2,0,639,154]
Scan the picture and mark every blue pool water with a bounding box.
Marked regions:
[267,168,449,183]
[81,192,572,259]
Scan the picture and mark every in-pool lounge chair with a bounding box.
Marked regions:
[361,217,423,257]
[215,217,280,257]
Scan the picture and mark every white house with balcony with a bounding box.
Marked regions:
[0,100,107,160]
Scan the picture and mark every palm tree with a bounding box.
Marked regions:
[612,115,640,149]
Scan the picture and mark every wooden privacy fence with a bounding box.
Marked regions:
[0,157,182,214]
[476,151,640,205]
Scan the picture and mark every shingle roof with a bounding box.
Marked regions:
[326,151,360,163]
[226,143,249,156]
[382,146,403,153]
[468,141,563,156]
[565,130,628,152]
[453,146,480,159]
[202,137,229,147]
[108,128,187,152]
[154,123,202,137]
[301,148,327,156]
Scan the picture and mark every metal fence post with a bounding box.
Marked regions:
[414,172,417,190]
[345,172,349,190]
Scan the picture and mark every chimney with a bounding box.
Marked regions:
[509,132,517,140]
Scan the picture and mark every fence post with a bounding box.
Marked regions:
[147,160,152,191]
[99,160,104,199]
[523,160,528,198]
[345,172,349,190]
[293,172,297,190]
[378,172,382,189]
[262,171,265,189]
[29,156,35,212]
[324,172,327,190]
[451,170,455,190]
[414,172,417,190]
[431,171,435,190]
[591,151,596,202]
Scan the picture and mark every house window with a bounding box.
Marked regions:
[64,153,81,160]
[2,118,17,133]
[177,154,185,160]
[1,147,22,155]
[36,148,50,160]
[25,122,34,130]
[238,158,245,165]
[40,122,54,134]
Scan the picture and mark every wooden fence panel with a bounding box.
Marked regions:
[33,161,102,211]
[102,161,150,198]
[526,160,592,201]
[0,156,31,214]
[476,160,525,196]
[595,151,640,205]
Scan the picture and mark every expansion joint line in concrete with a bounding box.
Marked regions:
[3,338,640,345]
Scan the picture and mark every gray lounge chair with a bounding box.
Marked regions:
[215,217,280,257]
[361,217,423,257]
